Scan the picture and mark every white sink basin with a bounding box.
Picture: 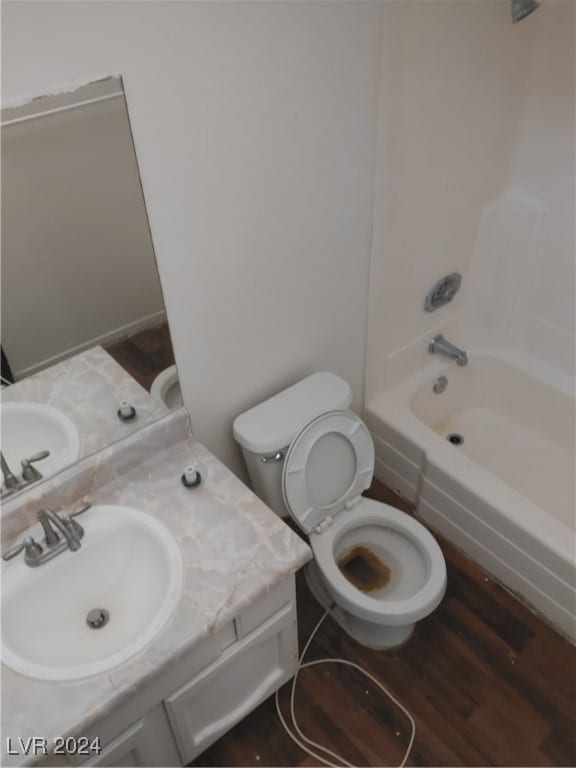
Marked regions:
[1,401,81,481]
[1,505,183,680]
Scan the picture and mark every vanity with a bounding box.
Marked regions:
[1,77,311,767]
[1,410,311,767]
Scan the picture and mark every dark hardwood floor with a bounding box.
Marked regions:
[105,323,175,391]
[193,480,576,767]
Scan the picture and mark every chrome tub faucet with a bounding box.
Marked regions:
[428,334,468,367]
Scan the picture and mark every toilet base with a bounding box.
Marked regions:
[304,561,415,650]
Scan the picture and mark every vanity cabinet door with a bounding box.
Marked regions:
[81,705,181,768]
[165,601,298,764]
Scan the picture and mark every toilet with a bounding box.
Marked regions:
[150,365,183,409]
[233,372,447,649]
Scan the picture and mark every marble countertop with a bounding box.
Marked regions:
[1,409,311,763]
[3,345,169,464]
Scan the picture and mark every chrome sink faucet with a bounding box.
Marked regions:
[38,508,82,552]
[1,449,50,498]
[1,451,20,491]
[428,334,468,367]
[2,504,91,567]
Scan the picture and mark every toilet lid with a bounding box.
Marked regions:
[282,410,375,534]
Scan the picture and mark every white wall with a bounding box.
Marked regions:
[463,2,575,378]
[2,1,382,477]
[2,79,166,379]
[366,0,575,400]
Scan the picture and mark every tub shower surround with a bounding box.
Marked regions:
[365,349,576,643]
[3,346,168,461]
[1,408,311,766]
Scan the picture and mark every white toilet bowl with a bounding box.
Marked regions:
[233,372,447,649]
[306,497,446,648]
[150,365,182,409]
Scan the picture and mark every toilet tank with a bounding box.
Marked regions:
[233,372,352,517]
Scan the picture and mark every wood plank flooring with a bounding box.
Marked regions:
[105,323,175,391]
[193,480,576,767]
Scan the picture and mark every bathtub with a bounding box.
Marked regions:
[365,350,576,642]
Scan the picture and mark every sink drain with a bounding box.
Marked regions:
[448,433,464,446]
[86,608,110,630]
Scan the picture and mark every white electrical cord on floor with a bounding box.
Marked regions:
[275,608,416,768]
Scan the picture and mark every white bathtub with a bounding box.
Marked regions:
[365,350,576,642]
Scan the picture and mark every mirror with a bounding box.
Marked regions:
[1,76,181,498]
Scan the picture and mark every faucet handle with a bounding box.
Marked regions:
[2,538,26,561]
[20,450,50,482]
[60,504,90,541]
[2,536,43,562]
[22,450,50,464]
[70,502,91,518]
[61,514,84,540]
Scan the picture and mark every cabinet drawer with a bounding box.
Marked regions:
[165,601,298,763]
[235,575,294,638]
[80,706,180,767]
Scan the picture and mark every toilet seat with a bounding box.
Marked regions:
[282,410,374,534]
[309,497,447,625]
[282,409,446,630]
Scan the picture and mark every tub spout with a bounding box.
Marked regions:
[428,335,468,367]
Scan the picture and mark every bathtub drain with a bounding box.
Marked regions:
[447,433,464,446]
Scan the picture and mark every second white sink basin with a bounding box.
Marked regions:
[1,401,81,481]
[1,505,183,681]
